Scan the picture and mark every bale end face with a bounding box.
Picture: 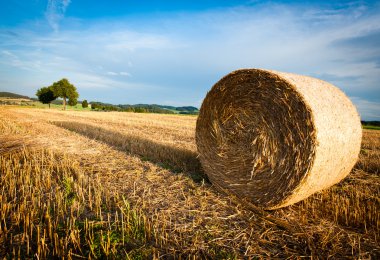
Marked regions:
[196,69,362,209]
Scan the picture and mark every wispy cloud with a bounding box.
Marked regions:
[120,72,131,77]
[107,71,131,77]
[0,50,42,71]
[105,32,175,52]
[45,0,71,32]
[351,97,380,120]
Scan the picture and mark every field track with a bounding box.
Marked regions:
[1,107,379,258]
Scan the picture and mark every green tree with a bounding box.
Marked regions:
[50,78,79,110]
[82,99,88,108]
[134,107,146,113]
[68,98,78,107]
[36,87,56,108]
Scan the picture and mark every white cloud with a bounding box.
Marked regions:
[68,72,125,89]
[119,72,131,77]
[45,0,71,32]
[1,50,17,58]
[107,71,132,77]
[0,50,42,71]
[103,31,182,53]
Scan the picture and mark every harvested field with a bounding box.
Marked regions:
[0,106,379,258]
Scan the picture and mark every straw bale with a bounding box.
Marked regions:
[196,69,362,209]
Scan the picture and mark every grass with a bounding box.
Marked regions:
[363,125,380,130]
[0,97,92,111]
[0,106,379,258]
[33,101,92,111]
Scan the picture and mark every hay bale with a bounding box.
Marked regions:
[196,69,362,209]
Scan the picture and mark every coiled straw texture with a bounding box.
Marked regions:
[196,69,362,209]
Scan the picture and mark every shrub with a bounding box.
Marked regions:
[82,100,88,108]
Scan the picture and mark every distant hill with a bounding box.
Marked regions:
[361,121,380,127]
[0,91,34,106]
[0,92,30,99]
[149,105,198,112]
[93,102,199,114]
[174,106,199,112]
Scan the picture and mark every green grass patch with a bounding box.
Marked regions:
[16,100,92,111]
[363,125,380,130]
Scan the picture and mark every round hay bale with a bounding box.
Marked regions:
[196,69,362,209]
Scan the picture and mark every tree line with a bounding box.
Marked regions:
[90,103,176,114]
[36,78,199,114]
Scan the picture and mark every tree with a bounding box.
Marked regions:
[36,87,56,108]
[82,99,88,108]
[50,78,79,110]
[134,107,146,113]
[68,98,78,107]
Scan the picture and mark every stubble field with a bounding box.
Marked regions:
[0,106,379,259]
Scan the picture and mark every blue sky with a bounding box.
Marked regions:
[0,0,379,120]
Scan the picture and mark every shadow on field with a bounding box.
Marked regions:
[52,121,208,183]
